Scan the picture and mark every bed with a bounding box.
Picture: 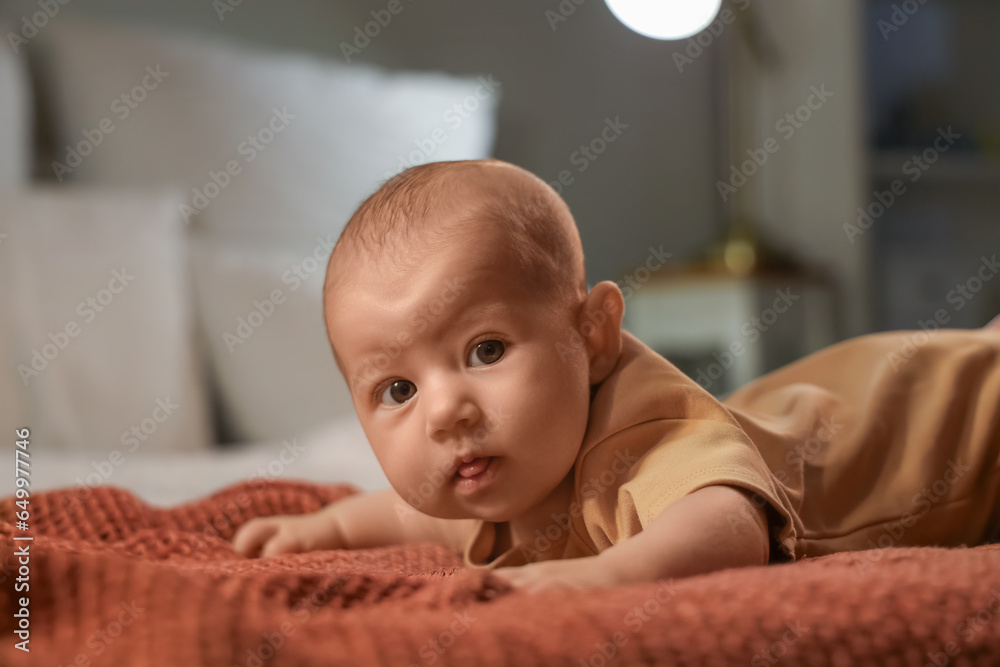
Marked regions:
[5,16,1000,667]
[3,479,1000,665]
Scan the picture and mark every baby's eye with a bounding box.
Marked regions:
[380,380,416,406]
[469,340,505,367]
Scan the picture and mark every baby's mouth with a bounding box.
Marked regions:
[456,457,492,479]
[452,456,499,494]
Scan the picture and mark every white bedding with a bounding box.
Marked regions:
[29,416,389,507]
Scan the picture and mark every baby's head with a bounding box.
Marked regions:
[323,159,624,523]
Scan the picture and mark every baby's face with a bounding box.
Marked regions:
[325,228,593,523]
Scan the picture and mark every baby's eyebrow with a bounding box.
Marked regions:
[348,371,378,395]
[347,298,515,386]
[397,285,506,342]
[429,299,514,338]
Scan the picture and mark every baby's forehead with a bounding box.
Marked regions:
[330,225,520,314]
[328,254,536,387]
[326,161,581,328]
[373,208,521,275]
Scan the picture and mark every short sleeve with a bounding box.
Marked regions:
[577,417,799,560]
[462,520,572,568]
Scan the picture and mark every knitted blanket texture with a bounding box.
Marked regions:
[2,480,999,666]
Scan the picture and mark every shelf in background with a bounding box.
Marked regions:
[870,151,1000,185]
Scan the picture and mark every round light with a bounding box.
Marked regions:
[604,0,724,41]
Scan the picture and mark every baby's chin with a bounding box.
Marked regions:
[412,496,528,524]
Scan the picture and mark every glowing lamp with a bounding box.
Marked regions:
[604,0,724,41]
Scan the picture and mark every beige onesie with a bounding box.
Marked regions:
[463,329,1000,567]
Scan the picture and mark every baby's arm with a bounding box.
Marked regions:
[494,485,769,591]
[233,488,479,558]
[597,484,770,583]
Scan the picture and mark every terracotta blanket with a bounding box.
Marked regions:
[3,480,1000,666]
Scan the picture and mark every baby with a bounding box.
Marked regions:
[234,158,1000,591]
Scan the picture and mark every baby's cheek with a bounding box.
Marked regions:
[368,435,414,485]
[514,374,588,445]
[542,366,592,451]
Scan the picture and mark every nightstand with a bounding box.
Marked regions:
[622,271,837,396]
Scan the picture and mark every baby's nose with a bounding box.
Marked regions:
[423,380,482,439]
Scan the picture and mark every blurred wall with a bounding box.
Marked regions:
[732,0,870,336]
[6,0,725,287]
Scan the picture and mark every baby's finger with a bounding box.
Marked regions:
[490,567,527,587]
[232,520,278,557]
[260,531,302,558]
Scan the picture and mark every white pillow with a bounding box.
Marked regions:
[29,415,390,507]
[190,232,354,442]
[0,23,31,186]
[0,188,214,454]
[35,18,500,245]
[34,19,499,441]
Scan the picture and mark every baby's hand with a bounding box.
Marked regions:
[232,512,344,558]
[492,556,620,593]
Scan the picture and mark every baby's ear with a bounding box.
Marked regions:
[577,281,624,384]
